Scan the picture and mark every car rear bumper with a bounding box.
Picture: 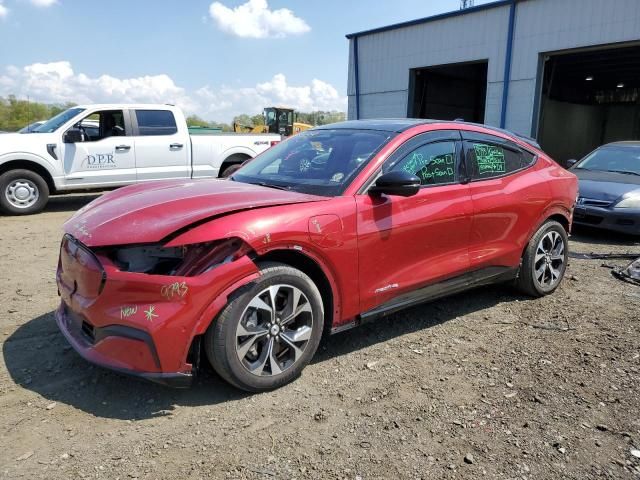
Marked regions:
[573,205,640,235]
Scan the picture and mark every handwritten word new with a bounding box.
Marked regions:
[120,305,138,319]
[160,281,189,300]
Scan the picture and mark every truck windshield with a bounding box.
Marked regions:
[232,129,394,196]
[32,107,86,133]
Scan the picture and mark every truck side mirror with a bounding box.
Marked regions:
[63,128,83,143]
[566,159,578,168]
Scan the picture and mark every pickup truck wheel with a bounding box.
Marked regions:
[220,163,242,178]
[0,169,49,215]
[516,220,568,297]
[204,262,324,391]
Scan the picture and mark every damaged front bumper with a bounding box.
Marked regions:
[55,302,194,388]
[55,234,258,387]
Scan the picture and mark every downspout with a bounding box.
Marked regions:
[353,36,361,120]
[500,0,517,128]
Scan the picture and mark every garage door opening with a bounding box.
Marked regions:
[537,44,640,166]
[408,61,488,122]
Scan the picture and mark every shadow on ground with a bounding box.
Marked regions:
[43,193,104,213]
[571,225,640,248]
[4,285,520,420]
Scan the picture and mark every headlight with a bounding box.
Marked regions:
[615,195,640,209]
[106,238,251,276]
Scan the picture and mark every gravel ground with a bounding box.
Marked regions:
[1,194,640,480]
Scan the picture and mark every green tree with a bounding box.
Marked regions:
[185,114,210,127]
[0,96,77,131]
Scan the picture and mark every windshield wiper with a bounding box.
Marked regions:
[606,169,640,177]
[252,181,292,191]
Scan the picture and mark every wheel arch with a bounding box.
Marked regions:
[0,159,56,193]
[255,249,336,336]
[218,153,252,177]
[521,207,571,259]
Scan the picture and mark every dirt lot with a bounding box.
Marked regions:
[1,194,639,480]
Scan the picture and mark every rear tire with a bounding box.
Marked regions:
[204,262,324,391]
[0,169,49,215]
[220,163,242,178]
[516,220,568,297]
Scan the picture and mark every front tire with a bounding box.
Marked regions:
[516,220,568,297]
[0,169,49,215]
[204,262,324,391]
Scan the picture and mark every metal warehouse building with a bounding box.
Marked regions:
[346,0,640,163]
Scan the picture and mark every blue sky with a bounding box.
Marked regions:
[0,0,492,121]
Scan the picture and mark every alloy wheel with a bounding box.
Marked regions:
[235,284,314,377]
[533,231,565,289]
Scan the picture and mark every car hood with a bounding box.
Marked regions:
[573,168,640,203]
[64,179,328,247]
[0,132,54,151]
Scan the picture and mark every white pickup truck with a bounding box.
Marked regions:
[0,104,280,214]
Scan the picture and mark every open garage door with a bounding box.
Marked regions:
[537,44,640,166]
[408,61,487,123]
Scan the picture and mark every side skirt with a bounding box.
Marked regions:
[330,266,519,335]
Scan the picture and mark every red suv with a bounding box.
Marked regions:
[56,120,577,391]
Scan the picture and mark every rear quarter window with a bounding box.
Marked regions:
[462,132,536,180]
[135,110,178,136]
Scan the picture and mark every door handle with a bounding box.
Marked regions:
[170,143,184,149]
[115,145,131,151]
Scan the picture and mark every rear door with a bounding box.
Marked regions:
[461,130,543,269]
[356,130,473,312]
[131,108,190,181]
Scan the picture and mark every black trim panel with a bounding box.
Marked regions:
[331,266,519,334]
[93,324,162,369]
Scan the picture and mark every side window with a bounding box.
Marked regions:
[391,141,457,186]
[463,132,536,180]
[135,110,178,136]
[74,110,126,142]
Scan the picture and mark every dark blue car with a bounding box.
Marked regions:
[569,142,640,235]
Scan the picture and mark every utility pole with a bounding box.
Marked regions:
[460,0,475,9]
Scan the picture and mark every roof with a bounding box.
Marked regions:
[314,119,541,148]
[74,103,176,110]
[603,141,640,148]
[346,0,516,39]
[315,118,436,133]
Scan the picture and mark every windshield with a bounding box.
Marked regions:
[232,129,394,196]
[575,147,640,175]
[32,107,85,133]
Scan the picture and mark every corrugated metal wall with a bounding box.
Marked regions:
[348,0,640,136]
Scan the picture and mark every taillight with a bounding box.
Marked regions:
[270,140,280,148]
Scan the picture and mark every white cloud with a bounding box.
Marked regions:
[0,62,346,122]
[209,0,310,39]
[0,2,9,18]
[29,0,58,6]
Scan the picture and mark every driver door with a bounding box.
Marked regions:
[60,109,136,187]
[356,130,473,313]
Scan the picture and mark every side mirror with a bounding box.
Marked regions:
[566,159,578,168]
[63,128,83,143]
[369,170,421,197]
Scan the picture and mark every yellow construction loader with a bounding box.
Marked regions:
[233,107,312,136]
